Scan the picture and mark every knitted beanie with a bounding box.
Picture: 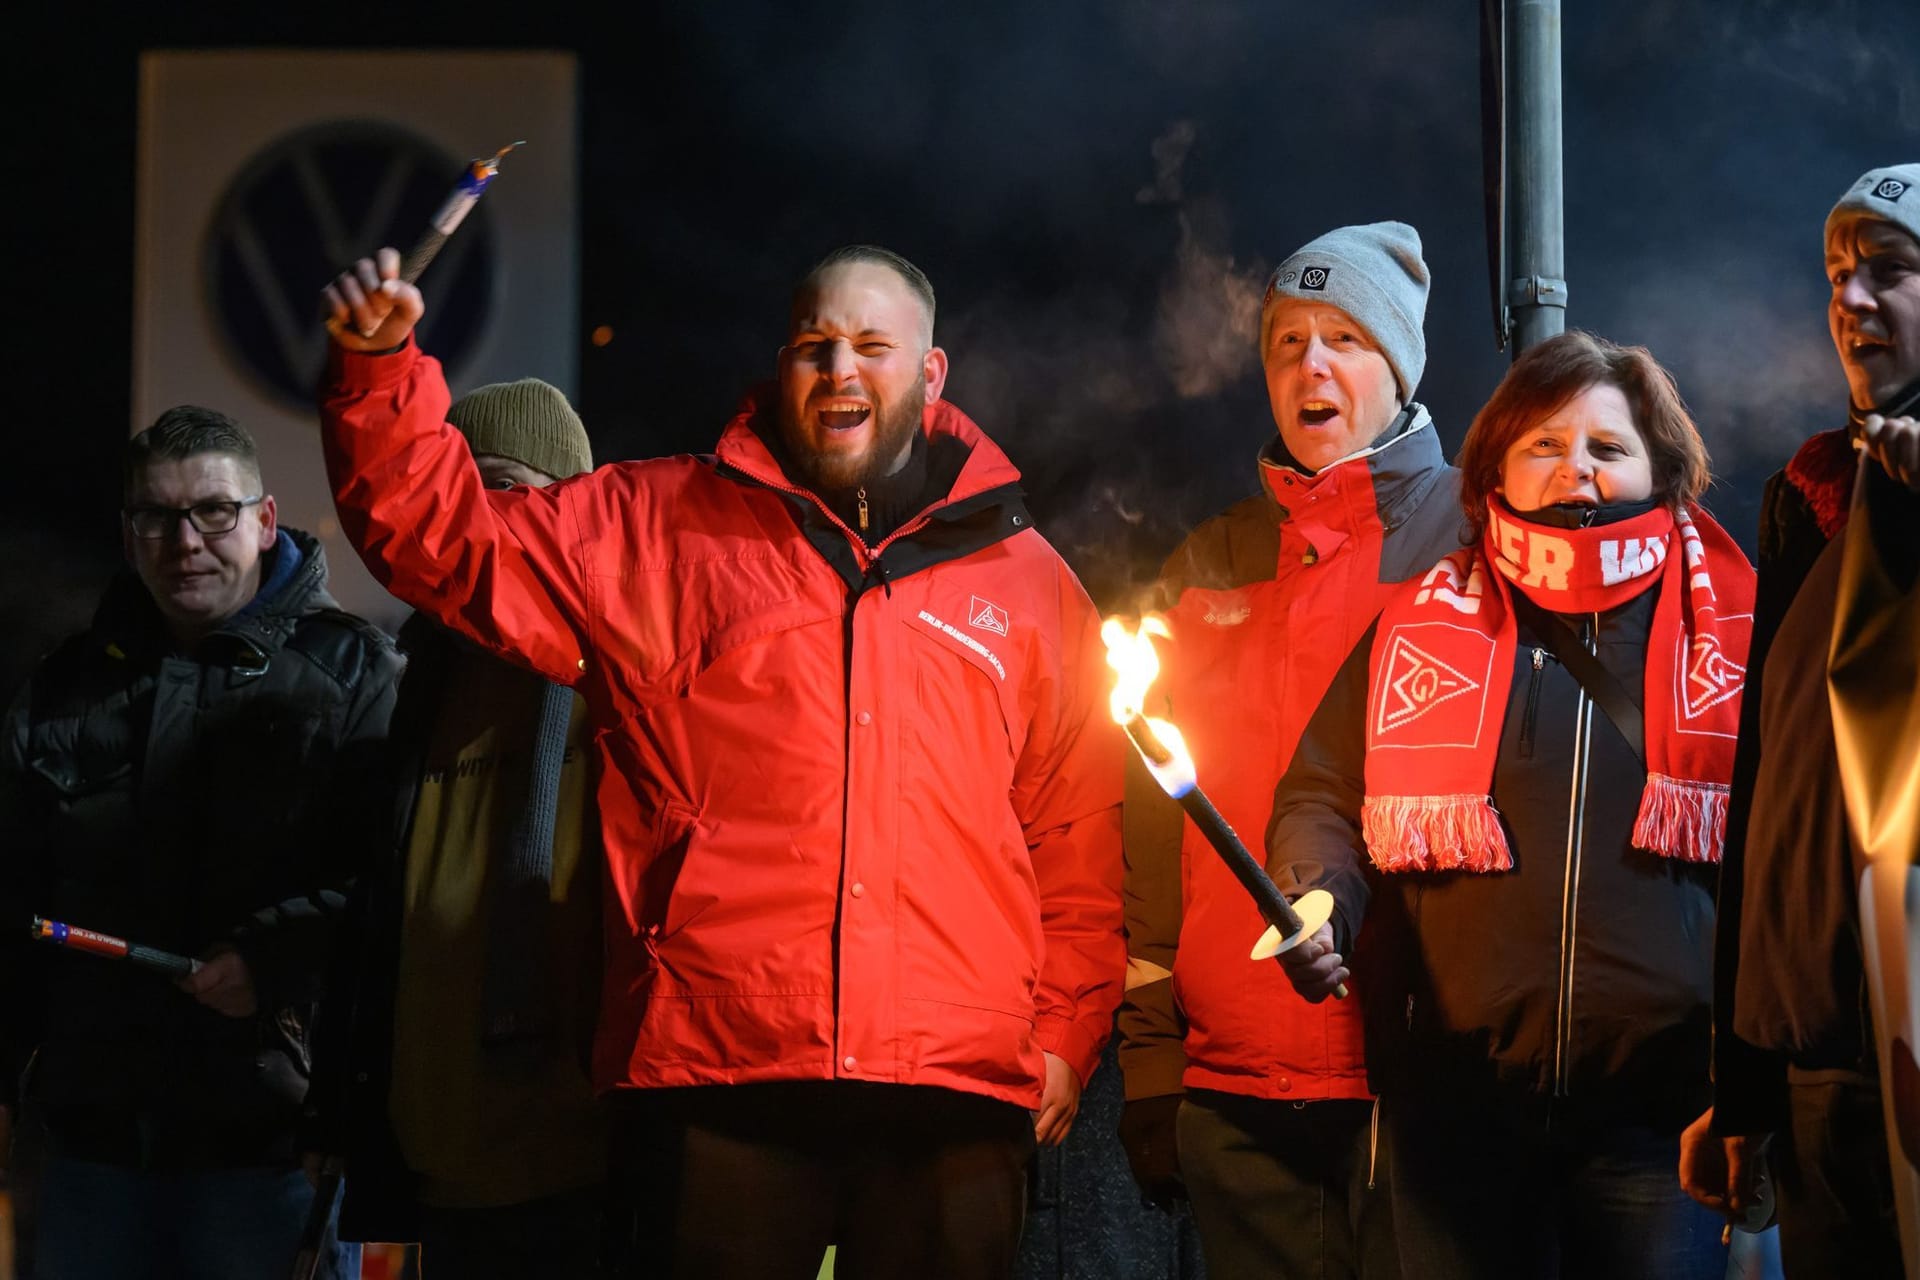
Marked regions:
[1826,163,1920,249]
[447,378,593,480]
[1261,221,1430,401]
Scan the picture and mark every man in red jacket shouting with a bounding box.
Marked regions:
[319,244,1124,1278]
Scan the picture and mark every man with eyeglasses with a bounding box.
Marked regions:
[0,404,401,1279]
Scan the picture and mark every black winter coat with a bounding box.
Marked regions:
[0,531,402,1168]
[1713,454,1920,1134]
[1269,581,1718,1131]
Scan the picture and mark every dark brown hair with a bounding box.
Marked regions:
[123,405,262,501]
[1456,329,1710,533]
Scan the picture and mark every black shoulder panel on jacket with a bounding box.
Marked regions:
[1379,466,1468,584]
[284,609,395,690]
[1156,494,1281,602]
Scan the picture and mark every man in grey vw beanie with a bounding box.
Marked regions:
[1826,162,1920,254]
[1117,217,1452,1280]
[1260,220,1430,401]
[1683,161,1918,1279]
[1823,162,1920,422]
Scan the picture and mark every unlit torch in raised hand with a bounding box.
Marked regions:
[1102,617,1347,999]
[400,140,523,284]
[331,140,522,340]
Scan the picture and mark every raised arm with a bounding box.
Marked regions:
[319,249,595,682]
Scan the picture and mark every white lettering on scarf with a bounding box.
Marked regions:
[1492,509,1573,591]
[1600,533,1668,586]
[1413,556,1487,615]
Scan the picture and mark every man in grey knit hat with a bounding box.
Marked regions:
[309,378,611,1278]
[1684,162,1920,1278]
[1118,221,1462,1278]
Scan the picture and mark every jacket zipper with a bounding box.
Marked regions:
[1552,613,1598,1098]
[1519,648,1547,759]
[719,462,945,566]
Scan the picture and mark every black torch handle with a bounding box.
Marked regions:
[398,230,448,286]
[126,943,200,977]
[1173,789,1307,937]
[1179,789,1347,998]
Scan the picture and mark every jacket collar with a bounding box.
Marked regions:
[94,527,335,664]
[1255,403,1446,532]
[714,387,1024,518]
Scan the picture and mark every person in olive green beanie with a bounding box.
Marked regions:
[310,378,611,1278]
[448,378,596,489]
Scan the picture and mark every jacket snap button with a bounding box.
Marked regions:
[843,1055,857,1071]
[1277,1076,1292,1091]
[855,710,873,726]
[850,882,865,898]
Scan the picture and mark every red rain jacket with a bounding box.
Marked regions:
[320,341,1124,1109]
[1119,411,1462,1102]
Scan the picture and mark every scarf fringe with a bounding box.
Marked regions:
[1362,794,1512,874]
[1631,772,1727,864]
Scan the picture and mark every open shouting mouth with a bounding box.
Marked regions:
[1299,399,1342,426]
[816,398,873,431]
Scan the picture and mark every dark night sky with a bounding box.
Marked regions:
[7,1,1917,690]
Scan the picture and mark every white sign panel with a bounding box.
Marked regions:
[135,50,578,626]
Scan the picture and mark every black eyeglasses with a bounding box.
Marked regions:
[124,497,264,539]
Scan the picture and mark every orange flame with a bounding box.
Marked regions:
[1100,615,1168,724]
[1101,616,1198,795]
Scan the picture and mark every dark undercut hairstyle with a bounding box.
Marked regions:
[123,405,264,501]
[795,244,937,343]
[1455,329,1711,536]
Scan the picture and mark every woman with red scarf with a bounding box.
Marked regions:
[1265,331,1755,1279]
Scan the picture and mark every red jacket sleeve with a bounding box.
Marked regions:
[1016,568,1126,1085]
[320,340,593,684]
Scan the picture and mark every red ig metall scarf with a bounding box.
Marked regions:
[1360,500,1755,873]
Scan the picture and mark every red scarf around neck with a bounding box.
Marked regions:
[1784,427,1857,540]
[1359,501,1755,873]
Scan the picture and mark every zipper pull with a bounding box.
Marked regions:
[857,487,869,533]
[1532,648,1545,670]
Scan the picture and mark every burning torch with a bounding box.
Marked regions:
[1103,618,1347,999]
[29,916,201,977]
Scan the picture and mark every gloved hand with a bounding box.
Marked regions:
[1118,1093,1185,1210]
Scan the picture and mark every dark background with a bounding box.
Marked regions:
[8,0,1917,691]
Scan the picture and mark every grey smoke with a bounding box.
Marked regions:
[1137,121,1198,206]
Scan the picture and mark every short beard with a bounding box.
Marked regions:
[781,374,926,493]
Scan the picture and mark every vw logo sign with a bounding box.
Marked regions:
[206,121,496,408]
